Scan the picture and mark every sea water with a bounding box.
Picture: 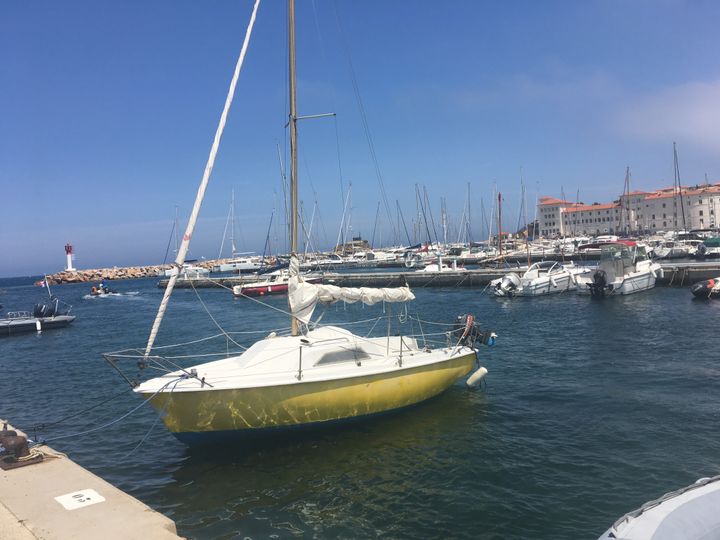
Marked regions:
[1,276,719,539]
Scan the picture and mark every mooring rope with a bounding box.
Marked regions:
[37,377,183,445]
[27,386,134,436]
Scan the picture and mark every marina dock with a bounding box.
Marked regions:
[158,261,720,290]
[0,422,180,540]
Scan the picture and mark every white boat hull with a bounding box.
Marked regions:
[577,270,657,296]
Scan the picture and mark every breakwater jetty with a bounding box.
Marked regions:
[47,265,168,285]
[46,258,228,285]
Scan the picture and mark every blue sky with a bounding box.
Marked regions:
[3,0,720,276]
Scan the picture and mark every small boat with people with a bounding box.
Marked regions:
[575,241,662,297]
[491,261,586,297]
[90,282,115,296]
[598,475,720,540]
[690,277,720,299]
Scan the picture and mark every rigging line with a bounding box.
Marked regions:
[332,0,396,242]
[300,156,331,251]
[161,214,176,266]
[189,280,246,350]
[38,377,183,445]
[28,386,134,433]
[423,186,440,246]
[309,0,346,208]
[218,197,233,259]
[396,200,412,246]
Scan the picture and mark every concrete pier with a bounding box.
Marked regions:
[0,422,181,540]
[157,261,720,290]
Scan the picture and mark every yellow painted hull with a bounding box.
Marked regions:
[142,353,475,442]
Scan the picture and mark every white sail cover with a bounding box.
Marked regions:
[288,276,415,324]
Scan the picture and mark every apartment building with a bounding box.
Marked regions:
[538,183,720,237]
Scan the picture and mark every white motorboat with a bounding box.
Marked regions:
[599,475,720,540]
[651,240,701,260]
[211,256,263,273]
[491,261,585,297]
[158,264,210,278]
[576,241,662,297]
[416,255,467,273]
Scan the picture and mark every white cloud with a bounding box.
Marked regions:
[615,79,720,151]
[446,69,622,111]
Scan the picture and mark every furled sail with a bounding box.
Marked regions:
[288,276,415,324]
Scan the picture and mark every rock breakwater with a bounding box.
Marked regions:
[45,260,225,285]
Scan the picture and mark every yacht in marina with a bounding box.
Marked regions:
[491,261,586,297]
[575,241,662,297]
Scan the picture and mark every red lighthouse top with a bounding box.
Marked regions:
[64,244,73,255]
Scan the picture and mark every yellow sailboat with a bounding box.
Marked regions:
[119,0,495,444]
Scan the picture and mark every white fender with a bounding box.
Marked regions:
[549,276,558,288]
[466,366,488,387]
[35,319,42,332]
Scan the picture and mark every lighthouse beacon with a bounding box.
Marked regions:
[64,244,76,271]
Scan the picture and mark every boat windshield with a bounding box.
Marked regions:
[600,244,633,266]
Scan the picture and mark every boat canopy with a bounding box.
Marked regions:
[579,240,637,250]
[288,276,415,324]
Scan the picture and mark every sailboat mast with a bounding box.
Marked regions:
[673,142,687,231]
[174,205,179,255]
[230,188,237,256]
[288,0,299,336]
[497,192,503,258]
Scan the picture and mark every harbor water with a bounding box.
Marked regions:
[1,276,719,539]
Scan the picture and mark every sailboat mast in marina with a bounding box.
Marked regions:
[288,0,299,336]
[106,0,497,444]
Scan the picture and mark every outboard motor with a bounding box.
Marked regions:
[588,269,608,299]
[494,273,521,297]
[691,278,717,299]
[32,297,65,318]
[453,314,496,348]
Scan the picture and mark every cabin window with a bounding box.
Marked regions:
[315,348,371,366]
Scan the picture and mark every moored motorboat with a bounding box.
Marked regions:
[232,269,322,297]
[491,261,586,297]
[416,254,467,273]
[690,277,720,299]
[576,241,662,297]
[0,297,75,337]
[598,475,720,540]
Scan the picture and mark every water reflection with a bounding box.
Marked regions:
[152,388,488,538]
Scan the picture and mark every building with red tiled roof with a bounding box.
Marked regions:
[538,182,720,237]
